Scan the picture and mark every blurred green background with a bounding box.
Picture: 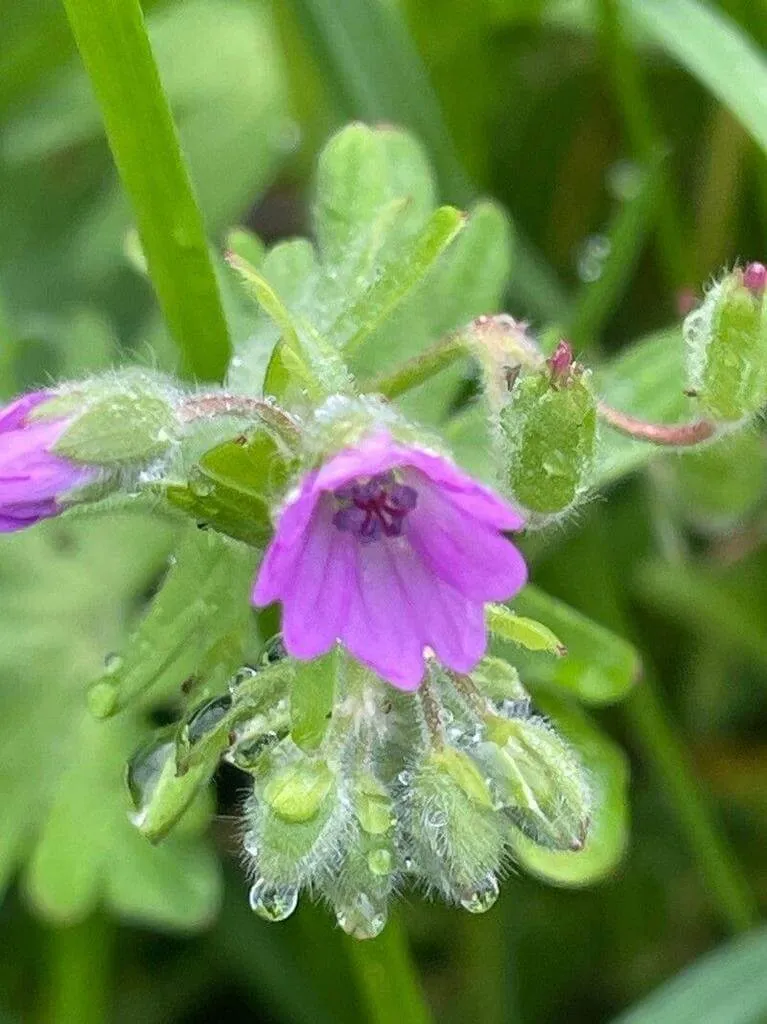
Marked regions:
[2,0,767,1021]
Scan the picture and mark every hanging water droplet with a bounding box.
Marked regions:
[576,235,612,283]
[336,894,387,940]
[459,873,499,914]
[248,878,298,922]
[126,736,174,811]
[189,468,214,498]
[259,634,287,668]
[185,695,232,745]
[367,847,394,876]
[88,679,119,719]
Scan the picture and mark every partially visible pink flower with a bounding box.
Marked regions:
[0,391,96,532]
[252,431,527,690]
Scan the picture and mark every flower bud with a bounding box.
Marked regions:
[243,742,343,921]
[50,373,178,466]
[500,341,597,518]
[684,263,767,423]
[405,747,505,910]
[480,715,590,851]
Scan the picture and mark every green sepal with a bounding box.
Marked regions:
[54,390,176,466]
[501,368,597,515]
[290,648,337,752]
[487,604,567,656]
[263,760,335,824]
[686,270,767,422]
[126,732,215,844]
[165,428,293,546]
[431,748,494,809]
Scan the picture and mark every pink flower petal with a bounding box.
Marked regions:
[407,474,527,601]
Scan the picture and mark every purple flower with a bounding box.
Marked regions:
[0,391,96,532]
[252,431,527,690]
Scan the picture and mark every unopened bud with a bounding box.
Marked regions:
[406,748,505,907]
[480,716,590,851]
[500,342,597,517]
[684,264,767,423]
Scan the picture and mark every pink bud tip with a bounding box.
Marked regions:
[676,287,698,317]
[547,339,575,382]
[743,262,767,297]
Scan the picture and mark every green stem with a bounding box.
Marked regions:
[595,0,690,293]
[44,915,113,1024]
[60,0,231,381]
[625,682,759,933]
[345,911,432,1024]
[363,334,467,399]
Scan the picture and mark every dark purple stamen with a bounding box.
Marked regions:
[333,473,418,542]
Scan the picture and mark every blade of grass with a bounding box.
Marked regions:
[60,0,231,380]
[594,0,690,294]
[628,0,767,160]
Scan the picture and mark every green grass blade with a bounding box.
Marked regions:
[628,0,767,159]
[60,0,231,380]
[612,925,767,1024]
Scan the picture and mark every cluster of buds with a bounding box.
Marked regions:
[127,638,591,939]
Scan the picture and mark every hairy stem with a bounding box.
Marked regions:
[345,910,432,1024]
[178,394,302,443]
[44,916,112,1024]
[597,401,716,446]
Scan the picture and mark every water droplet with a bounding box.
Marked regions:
[425,807,448,829]
[88,680,119,719]
[189,468,214,498]
[606,159,644,202]
[397,770,411,787]
[243,831,259,857]
[103,652,123,674]
[127,736,174,811]
[336,894,387,940]
[249,878,298,922]
[229,731,280,769]
[185,695,232,745]
[229,665,258,694]
[367,848,393,876]
[459,874,499,914]
[259,634,286,668]
[576,235,612,283]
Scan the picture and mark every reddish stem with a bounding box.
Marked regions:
[178,394,301,443]
[597,402,716,447]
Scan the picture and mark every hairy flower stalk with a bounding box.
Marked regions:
[252,430,528,689]
[0,391,98,530]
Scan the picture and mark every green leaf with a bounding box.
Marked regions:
[290,649,338,753]
[507,692,630,886]
[0,516,221,929]
[611,925,767,1024]
[628,0,767,159]
[502,586,640,705]
[87,528,256,719]
[60,0,231,380]
[335,205,466,356]
[594,327,690,485]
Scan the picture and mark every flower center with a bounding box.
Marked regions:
[332,471,418,543]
